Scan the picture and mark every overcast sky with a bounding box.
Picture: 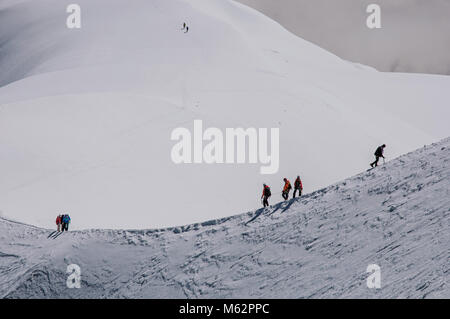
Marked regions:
[237,0,450,75]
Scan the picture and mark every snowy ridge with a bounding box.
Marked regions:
[1,0,450,230]
[1,138,449,298]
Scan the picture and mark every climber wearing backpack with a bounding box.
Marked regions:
[61,214,71,232]
[261,184,271,207]
[370,144,386,168]
[56,215,62,232]
[282,178,292,200]
[293,176,303,198]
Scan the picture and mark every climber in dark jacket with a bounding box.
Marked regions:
[370,144,386,167]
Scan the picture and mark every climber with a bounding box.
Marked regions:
[282,178,292,200]
[61,214,71,232]
[370,144,386,167]
[182,22,189,33]
[261,184,271,207]
[56,215,62,232]
[293,176,303,198]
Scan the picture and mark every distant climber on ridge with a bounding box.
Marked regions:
[56,214,62,232]
[282,178,292,200]
[182,22,189,33]
[293,176,303,198]
[261,184,271,207]
[370,144,386,167]
[61,213,71,232]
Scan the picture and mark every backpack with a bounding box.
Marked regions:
[264,186,271,197]
[375,146,383,157]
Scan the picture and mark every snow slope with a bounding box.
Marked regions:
[1,0,450,229]
[0,138,449,298]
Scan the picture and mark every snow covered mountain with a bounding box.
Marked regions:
[0,138,448,298]
[1,0,450,230]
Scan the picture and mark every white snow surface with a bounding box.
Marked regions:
[1,0,450,229]
[0,138,449,298]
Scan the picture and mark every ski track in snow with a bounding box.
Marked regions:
[0,138,449,298]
